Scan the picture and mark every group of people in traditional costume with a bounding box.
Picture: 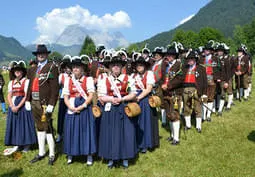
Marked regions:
[2,39,252,168]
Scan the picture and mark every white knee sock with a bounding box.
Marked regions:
[184,116,191,128]
[236,91,239,99]
[173,121,180,141]
[248,83,252,94]
[161,109,166,124]
[207,102,213,118]
[202,103,208,121]
[244,89,248,99]
[227,94,233,108]
[196,117,202,129]
[218,99,225,112]
[37,131,46,156]
[46,134,55,157]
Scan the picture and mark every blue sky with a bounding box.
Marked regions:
[0,0,210,45]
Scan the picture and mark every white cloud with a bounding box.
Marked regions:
[34,5,131,44]
[176,14,195,27]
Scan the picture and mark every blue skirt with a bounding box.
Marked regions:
[57,98,67,135]
[5,96,37,146]
[136,93,159,149]
[63,97,97,156]
[98,103,138,160]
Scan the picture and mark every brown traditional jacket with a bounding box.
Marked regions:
[182,63,208,97]
[233,55,249,75]
[164,60,183,96]
[26,61,59,106]
[150,58,167,86]
[214,55,230,82]
[198,54,218,80]
[224,55,236,81]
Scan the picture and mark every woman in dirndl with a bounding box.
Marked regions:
[97,52,138,169]
[4,60,37,155]
[56,55,72,143]
[131,55,159,153]
[63,56,96,165]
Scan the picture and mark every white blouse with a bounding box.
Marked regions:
[8,78,29,105]
[63,75,95,114]
[97,73,137,97]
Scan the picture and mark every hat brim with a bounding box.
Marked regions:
[133,60,151,67]
[152,51,164,55]
[32,51,51,56]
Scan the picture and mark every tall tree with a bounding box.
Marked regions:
[198,27,225,46]
[79,36,96,57]
[127,43,139,56]
[48,51,63,62]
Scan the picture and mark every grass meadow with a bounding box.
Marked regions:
[0,72,255,177]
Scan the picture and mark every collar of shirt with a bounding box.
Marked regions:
[169,60,176,68]
[38,59,48,69]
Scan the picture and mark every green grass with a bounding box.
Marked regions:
[0,73,255,177]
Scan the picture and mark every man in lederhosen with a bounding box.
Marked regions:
[223,44,235,110]
[199,41,217,122]
[234,44,250,101]
[183,50,207,133]
[26,44,59,165]
[162,43,184,145]
[214,43,230,116]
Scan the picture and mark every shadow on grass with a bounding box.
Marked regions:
[247,130,255,142]
[0,168,23,177]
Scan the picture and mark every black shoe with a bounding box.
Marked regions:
[197,128,202,133]
[108,164,114,169]
[184,126,191,131]
[161,123,167,128]
[225,107,231,111]
[207,118,211,122]
[140,148,147,153]
[217,112,222,117]
[30,154,45,163]
[166,137,173,142]
[244,98,248,101]
[48,156,55,166]
[171,140,180,145]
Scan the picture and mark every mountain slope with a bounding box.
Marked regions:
[137,0,255,49]
[0,35,32,62]
[55,24,129,48]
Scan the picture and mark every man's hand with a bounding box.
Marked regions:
[161,84,167,90]
[46,105,54,113]
[201,95,208,102]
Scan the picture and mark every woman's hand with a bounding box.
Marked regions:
[112,97,121,105]
[11,106,19,113]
